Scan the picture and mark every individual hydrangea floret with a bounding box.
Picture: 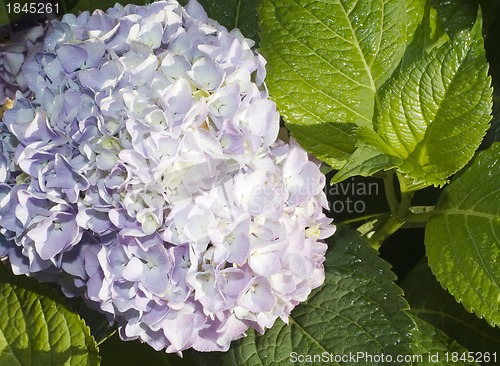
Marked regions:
[0,0,335,353]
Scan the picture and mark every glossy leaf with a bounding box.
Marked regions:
[400,3,450,70]
[411,315,477,366]
[333,144,401,182]
[375,15,492,188]
[333,126,400,182]
[258,0,424,168]
[401,259,500,355]
[425,143,500,327]
[288,123,357,168]
[0,265,100,366]
[432,0,477,37]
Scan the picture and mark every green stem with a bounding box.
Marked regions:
[368,215,405,250]
[369,172,416,249]
[398,191,414,218]
[401,221,427,229]
[341,212,388,225]
[96,329,117,347]
[384,171,399,215]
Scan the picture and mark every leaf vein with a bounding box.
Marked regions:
[337,0,377,93]
[272,0,374,89]
[444,214,490,307]
[466,215,500,294]
[268,46,371,123]
[234,0,241,29]
[289,316,330,354]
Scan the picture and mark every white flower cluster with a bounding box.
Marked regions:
[0,0,335,353]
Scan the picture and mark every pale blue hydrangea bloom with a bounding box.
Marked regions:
[0,0,335,353]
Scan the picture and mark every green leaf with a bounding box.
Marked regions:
[411,315,477,366]
[286,123,357,169]
[333,144,402,182]
[65,296,115,345]
[0,0,9,28]
[425,143,500,327]
[333,126,401,181]
[258,0,425,168]
[400,3,450,70]
[375,14,492,188]
[405,0,427,46]
[192,0,260,44]
[432,0,478,38]
[212,227,415,365]
[0,265,100,366]
[401,259,500,355]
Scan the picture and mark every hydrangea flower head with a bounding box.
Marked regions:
[0,0,335,353]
